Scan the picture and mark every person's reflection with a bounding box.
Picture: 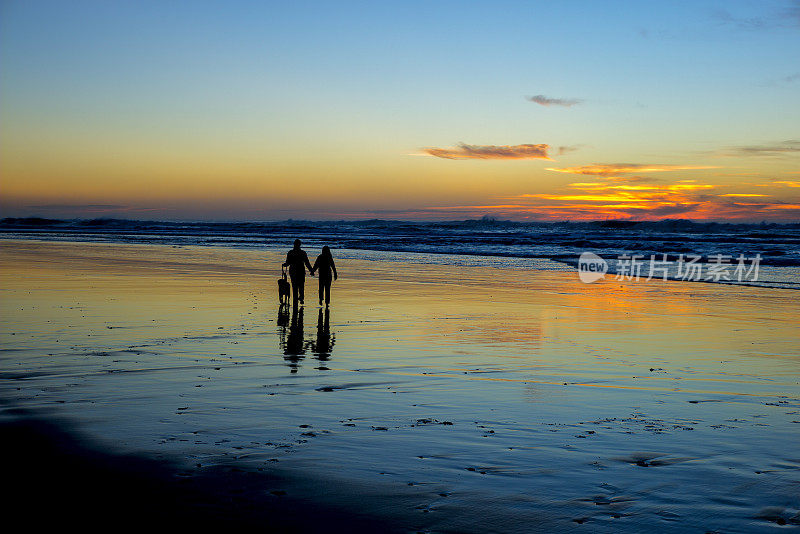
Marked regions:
[281,305,305,373]
[312,308,335,369]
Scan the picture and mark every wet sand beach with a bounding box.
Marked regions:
[1,240,799,532]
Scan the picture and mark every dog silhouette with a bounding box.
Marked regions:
[278,269,291,305]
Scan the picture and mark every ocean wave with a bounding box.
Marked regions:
[2,217,799,289]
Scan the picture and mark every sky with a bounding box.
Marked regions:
[1,0,799,222]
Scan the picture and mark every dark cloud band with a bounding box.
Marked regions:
[526,95,582,107]
[423,143,551,160]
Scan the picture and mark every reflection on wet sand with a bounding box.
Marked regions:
[281,305,305,373]
[3,242,799,533]
[279,305,335,372]
[277,303,290,328]
[312,308,335,369]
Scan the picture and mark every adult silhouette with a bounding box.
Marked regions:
[282,239,313,304]
[311,246,338,306]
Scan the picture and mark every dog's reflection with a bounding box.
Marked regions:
[277,303,290,328]
[311,308,335,369]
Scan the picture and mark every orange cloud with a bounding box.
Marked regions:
[408,199,800,221]
[423,143,551,160]
[666,183,715,191]
[546,163,719,178]
[410,177,799,221]
[554,182,713,196]
[519,193,653,202]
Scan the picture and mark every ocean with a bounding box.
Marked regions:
[1,217,799,290]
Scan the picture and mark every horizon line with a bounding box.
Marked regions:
[2,215,799,226]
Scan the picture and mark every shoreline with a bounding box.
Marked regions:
[1,236,796,292]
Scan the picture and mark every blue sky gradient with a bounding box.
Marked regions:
[2,1,798,220]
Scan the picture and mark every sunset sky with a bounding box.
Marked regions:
[1,0,799,221]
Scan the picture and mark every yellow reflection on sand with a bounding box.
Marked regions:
[1,240,797,399]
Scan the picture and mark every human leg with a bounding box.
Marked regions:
[290,273,305,304]
[324,281,331,306]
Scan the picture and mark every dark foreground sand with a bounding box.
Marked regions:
[2,410,406,531]
[1,240,799,532]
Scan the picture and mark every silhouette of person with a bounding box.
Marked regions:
[311,245,337,306]
[282,239,313,304]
